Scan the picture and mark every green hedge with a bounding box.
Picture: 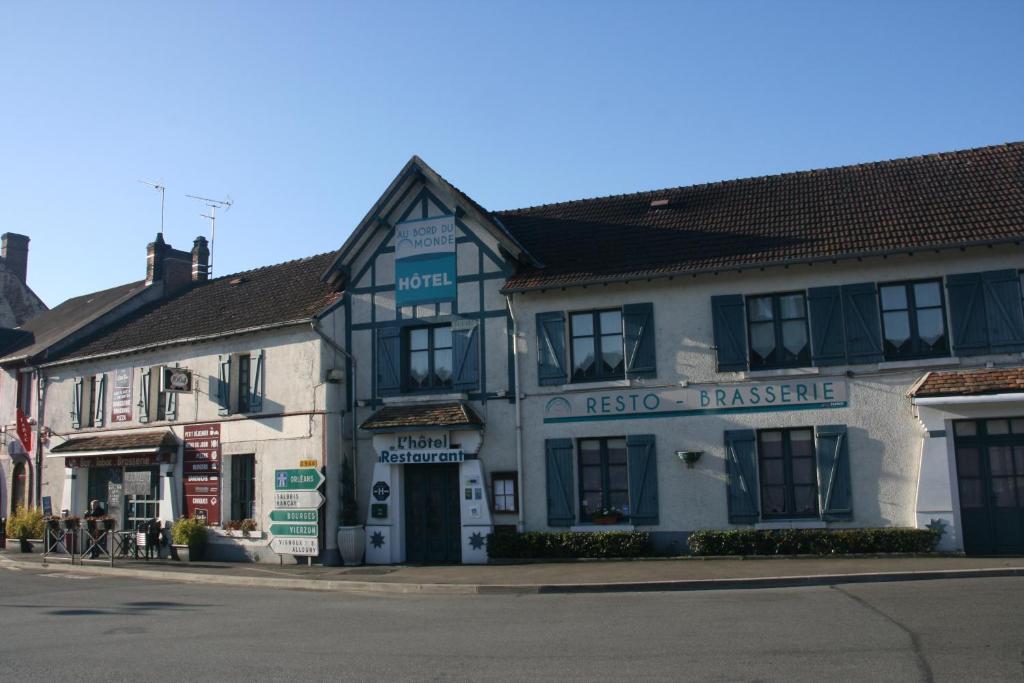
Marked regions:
[687,528,941,556]
[486,530,652,559]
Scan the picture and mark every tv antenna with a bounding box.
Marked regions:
[138,180,166,235]
[185,193,232,277]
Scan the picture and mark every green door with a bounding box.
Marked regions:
[404,464,461,564]
[954,419,1024,555]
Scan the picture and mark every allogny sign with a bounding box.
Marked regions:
[543,379,848,423]
[379,432,465,465]
[394,215,456,307]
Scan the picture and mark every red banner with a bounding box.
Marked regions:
[182,424,221,524]
[16,408,32,453]
[111,368,133,423]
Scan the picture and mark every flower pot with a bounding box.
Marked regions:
[337,525,365,566]
[19,538,32,553]
[172,543,203,562]
[593,515,621,525]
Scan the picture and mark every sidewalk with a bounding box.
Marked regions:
[3,549,1023,595]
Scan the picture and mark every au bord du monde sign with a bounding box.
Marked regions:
[394,215,457,307]
[543,379,849,423]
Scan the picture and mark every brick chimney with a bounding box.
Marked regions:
[2,233,30,283]
[146,233,195,295]
[192,236,210,281]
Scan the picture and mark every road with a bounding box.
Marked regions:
[1,563,1022,681]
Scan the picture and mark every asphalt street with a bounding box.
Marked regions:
[1,564,1022,682]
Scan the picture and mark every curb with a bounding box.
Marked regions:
[4,555,1023,595]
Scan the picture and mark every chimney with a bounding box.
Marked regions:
[146,233,194,296]
[191,236,210,281]
[2,233,30,283]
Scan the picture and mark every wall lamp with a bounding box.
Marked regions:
[676,450,703,468]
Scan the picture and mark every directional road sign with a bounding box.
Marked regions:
[269,509,319,523]
[269,523,318,537]
[270,537,319,556]
[273,490,325,509]
[274,468,325,491]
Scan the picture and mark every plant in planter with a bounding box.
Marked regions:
[45,516,62,533]
[62,515,81,531]
[591,506,623,525]
[171,517,208,562]
[6,506,44,552]
[224,519,242,532]
[336,456,364,566]
[240,518,258,538]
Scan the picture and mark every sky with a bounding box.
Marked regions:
[1,1,1022,307]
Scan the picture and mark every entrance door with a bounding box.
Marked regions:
[124,466,160,531]
[11,462,26,513]
[404,464,461,564]
[954,419,1024,555]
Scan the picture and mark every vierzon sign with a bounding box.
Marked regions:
[394,215,456,307]
[543,379,848,424]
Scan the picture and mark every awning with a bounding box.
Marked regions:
[49,430,179,459]
[360,401,483,432]
[909,367,1024,400]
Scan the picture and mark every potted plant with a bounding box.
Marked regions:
[171,517,208,562]
[240,518,258,539]
[592,506,622,525]
[45,516,62,534]
[62,515,81,531]
[336,456,364,565]
[6,506,44,552]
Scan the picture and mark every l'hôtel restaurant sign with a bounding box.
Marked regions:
[378,431,465,464]
[394,215,456,307]
[543,379,848,424]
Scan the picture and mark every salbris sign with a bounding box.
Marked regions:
[394,215,456,307]
[543,379,848,423]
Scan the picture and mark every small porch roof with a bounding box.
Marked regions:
[49,430,179,457]
[360,401,483,432]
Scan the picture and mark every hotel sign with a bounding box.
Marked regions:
[394,215,456,307]
[543,379,848,424]
[378,432,465,465]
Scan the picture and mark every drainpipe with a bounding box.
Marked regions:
[33,368,45,507]
[505,294,525,532]
[310,317,358,520]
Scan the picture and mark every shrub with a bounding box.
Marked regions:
[6,506,44,540]
[687,528,941,556]
[486,530,652,559]
[171,517,208,546]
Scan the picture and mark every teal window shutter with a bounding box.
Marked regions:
[711,295,747,371]
[623,303,657,379]
[250,350,265,411]
[947,272,990,356]
[840,283,884,363]
[139,368,151,423]
[627,434,659,525]
[376,326,401,396]
[536,312,567,386]
[72,377,83,429]
[981,270,1024,353]
[217,356,231,415]
[815,424,853,520]
[93,374,107,427]
[545,438,575,526]
[724,429,759,523]
[807,287,846,366]
[452,322,480,391]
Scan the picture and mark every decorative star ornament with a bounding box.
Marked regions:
[370,531,385,549]
[926,518,947,538]
[468,532,485,550]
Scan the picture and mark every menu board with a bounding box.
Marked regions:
[111,368,133,423]
[182,424,221,524]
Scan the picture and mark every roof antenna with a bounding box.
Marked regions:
[185,193,232,277]
[138,180,166,235]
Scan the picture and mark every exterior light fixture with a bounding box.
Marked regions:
[676,450,703,468]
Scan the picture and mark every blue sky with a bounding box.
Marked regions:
[2,1,1022,306]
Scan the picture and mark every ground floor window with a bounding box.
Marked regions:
[757,428,818,518]
[231,454,256,521]
[124,466,160,530]
[491,472,518,514]
[578,437,629,521]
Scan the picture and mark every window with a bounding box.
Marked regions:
[491,472,518,514]
[879,280,948,360]
[237,354,252,413]
[16,372,32,417]
[757,428,818,518]
[406,325,453,391]
[578,437,629,521]
[746,293,810,369]
[231,454,256,521]
[570,309,624,382]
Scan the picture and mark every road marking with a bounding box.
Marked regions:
[39,572,93,580]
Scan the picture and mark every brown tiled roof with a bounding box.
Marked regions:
[360,402,484,431]
[50,431,178,453]
[910,367,1024,398]
[51,253,341,363]
[498,142,1024,291]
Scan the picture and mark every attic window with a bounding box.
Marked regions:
[229,277,247,286]
[650,199,670,208]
